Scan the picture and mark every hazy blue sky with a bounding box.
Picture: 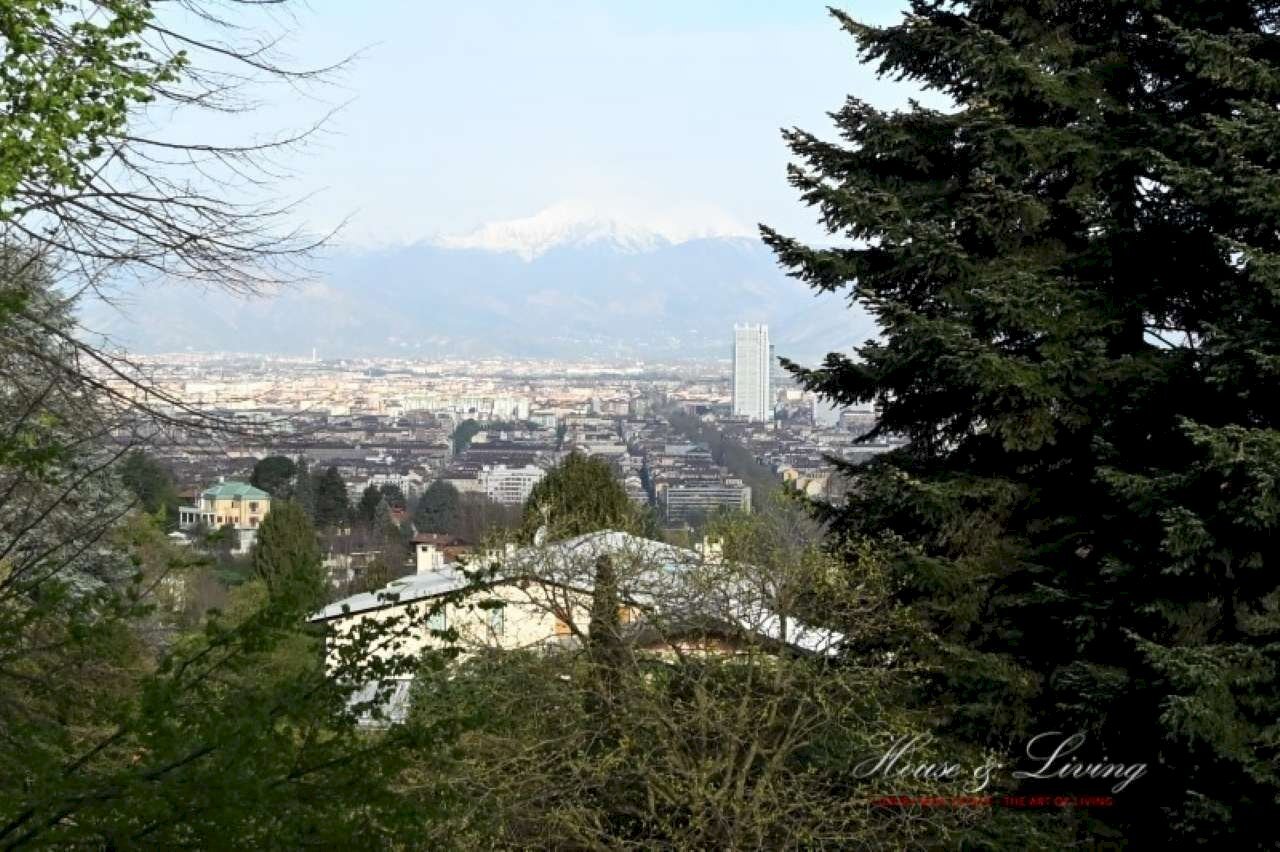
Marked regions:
[202,1,926,247]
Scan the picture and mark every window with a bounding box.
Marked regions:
[249,502,259,512]
[427,608,447,632]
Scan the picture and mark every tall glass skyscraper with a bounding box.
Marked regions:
[732,323,771,422]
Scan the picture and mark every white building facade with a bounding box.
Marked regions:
[732,323,772,422]
[479,463,546,505]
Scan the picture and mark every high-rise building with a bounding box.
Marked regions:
[732,323,772,422]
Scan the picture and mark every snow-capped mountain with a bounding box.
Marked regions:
[80,204,872,361]
[433,201,754,261]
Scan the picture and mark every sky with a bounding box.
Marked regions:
[172,0,927,248]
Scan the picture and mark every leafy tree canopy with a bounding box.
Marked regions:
[414,479,461,534]
[378,482,406,508]
[120,449,180,528]
[250,455,296,496]
[0,0,176,214]
[451,419,481,455]
[520,452,652,542]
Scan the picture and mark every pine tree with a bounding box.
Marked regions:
[373,495,396,535]
[313,465,350,529]
[765,3,1280,845]
[356,484,382,529]
[378,482,407,508]
[414,480,461,534]
[520,452,644,541]
[250,500,324,607]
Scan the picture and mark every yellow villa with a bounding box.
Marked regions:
[178,479,272,552]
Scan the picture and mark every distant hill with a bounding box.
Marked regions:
[79,206,873,363]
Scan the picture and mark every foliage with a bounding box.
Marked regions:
[119,449,180,530]
[453,493,522,543]
[356,484,407,531]
[0,279,438,844]
[0,0,175,216]
[667,410,781,504]
[378,482,407,508]
[414,479,461,534]
[353,557,393,595]
[765,3,1280,845]
[313,465,350,530]
[372,495,396,535]
[250,455,296,497]
[0,0,336,291]
[410,480,520,542]
[250,500,323,606]
[290,457,317,521]
[372,495,408,575]
[404,512,1065,849]
[451,418,481,456]
[1,545,438,846]
[0,0,450,845]
[356,483,383,529]
[520,451,653,541]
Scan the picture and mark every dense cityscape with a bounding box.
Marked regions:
[107,324,904,590]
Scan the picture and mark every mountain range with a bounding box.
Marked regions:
[79,205,872,363]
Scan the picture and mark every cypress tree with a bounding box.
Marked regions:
[291,457,317,521]
[371,495,405,571]
[765,3,1280,845]
[587,554,626,676]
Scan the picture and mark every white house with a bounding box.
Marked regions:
[311,531,843,724]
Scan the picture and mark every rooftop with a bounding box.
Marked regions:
[201,481,270,500]
[313,530,841,655]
